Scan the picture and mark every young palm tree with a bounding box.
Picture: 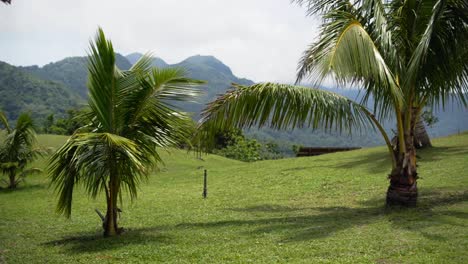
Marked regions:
[200,0,468,206]
[0,112,42,189]
[49,28,203,236]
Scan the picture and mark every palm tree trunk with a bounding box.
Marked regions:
[413,114,432,148]
[104,177,119,237]
[7,170,16,189]
[386,113,418,207]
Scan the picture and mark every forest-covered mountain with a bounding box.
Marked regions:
[0,61,79,121]
[125,53,254,116]
[124,53,468,152]
[21,54,131,99]
[1,52,466,153]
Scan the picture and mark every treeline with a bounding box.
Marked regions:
[36,108,283,161]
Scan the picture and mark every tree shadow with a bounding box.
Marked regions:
[43,188,467,254]
[417,146,468,162]
[333,151,390,174]
[0,183,46,194]
[228,204,311,213]
[280,165,331,173]
[179,188,468,243]
[42,226,172,254]
[332,145,468,174]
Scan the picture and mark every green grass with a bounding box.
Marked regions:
[1,133,467,263]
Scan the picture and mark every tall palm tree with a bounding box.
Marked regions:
[49,28,203,236]
[199,0,467,206]
[0,112,42,189]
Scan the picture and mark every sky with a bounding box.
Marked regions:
[0,0,321,83]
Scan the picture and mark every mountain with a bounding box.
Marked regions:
[123,53,468,152]
[126,52,168,68]
[0,61,79,122]
[2,51,466,153]
[21,53,132,99]
[125,53,254,116]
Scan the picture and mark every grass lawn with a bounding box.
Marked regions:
[0,133,467,263]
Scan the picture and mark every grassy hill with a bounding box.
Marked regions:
[0,133,467,263]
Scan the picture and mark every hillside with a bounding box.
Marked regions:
[0,61,79,121]
[125,54,468,151]
[125,53,254,116]
[0,133,467,263]
[21,53,132,99]
[1,52,466,151]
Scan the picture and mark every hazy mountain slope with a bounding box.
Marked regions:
[126,53,254,117]
[21,53,131,99]
[0,61,79,121]
[126,52,168,68]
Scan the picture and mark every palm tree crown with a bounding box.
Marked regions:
[49,28,204,236]
[200,0,467,206]
[0,112,41,189]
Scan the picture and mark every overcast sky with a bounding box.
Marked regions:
[0,0,320,83]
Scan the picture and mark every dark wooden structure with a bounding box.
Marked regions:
[296,147,361,157]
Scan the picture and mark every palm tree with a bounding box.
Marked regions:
[0,112,42,189]
[199,0,468,206]
[49,28,203,236]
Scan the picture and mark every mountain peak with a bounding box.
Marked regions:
[180,55,232,75]
[125,52,168,68]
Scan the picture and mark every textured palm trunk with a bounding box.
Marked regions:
[104,177,119,237]
[413,115,432,148]
[386,112,418,207]
[7,170,17,189]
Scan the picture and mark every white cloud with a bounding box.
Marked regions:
[0,0,320,83]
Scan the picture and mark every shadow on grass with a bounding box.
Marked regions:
[333,145,468,174]
[44,188,467,253]
[181,188,468,243]
[43,227,171,253]
[0,183,46,194]
[229,204,310,213]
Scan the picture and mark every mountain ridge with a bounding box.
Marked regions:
[0,60,80,121]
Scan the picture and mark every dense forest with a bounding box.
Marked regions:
[0,61,79,121]
[21,54,132,99]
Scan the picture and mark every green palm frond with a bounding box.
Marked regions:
[0,111,11,133]
[0,113,37,166]
[407,0,468,108]
[296,6,403,119]
[199,83,377,150]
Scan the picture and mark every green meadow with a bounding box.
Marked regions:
[0,133,467,263]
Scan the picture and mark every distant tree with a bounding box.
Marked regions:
[52,108,89,135]
[49,28,203,237]
[0,112,42,189]
[200,0,468,206]
[1,0,11,4]
[43,114,54,134]
[214,134,262,162]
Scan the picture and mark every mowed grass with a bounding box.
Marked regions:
[0,133,467,263]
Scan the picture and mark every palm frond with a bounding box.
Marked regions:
[86,27,119,133]
[0,111,11,133]
[296,7,403,119]
[199,83,376,150]
[408,0,468,108]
